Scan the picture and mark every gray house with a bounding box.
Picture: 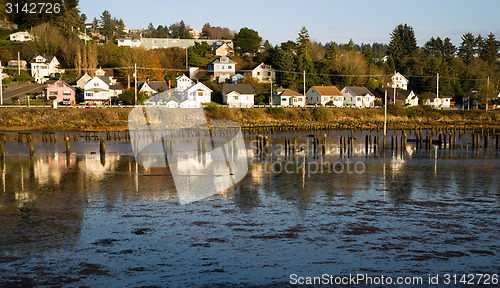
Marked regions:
[207,56,236,82]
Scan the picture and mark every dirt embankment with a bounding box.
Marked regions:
[0,107,498,131]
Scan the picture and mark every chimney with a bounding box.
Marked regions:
[147,78,149,84]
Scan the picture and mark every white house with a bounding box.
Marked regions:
[207,56,236,82]
[29,55,65,83]
[182,82,212,103]
[424,92,451,108]
[250,63,275,83]
[222,83,255,108]
[306,86,344,106]
[391,72,408,90]
[273,88,305,107]
[84,76,123,105]
[341,86,376,108]
[175,75,193,91]
[10,31,32,42]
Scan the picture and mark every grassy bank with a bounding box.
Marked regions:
[0,106,498,131]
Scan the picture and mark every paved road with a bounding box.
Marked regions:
[1,84,44,104]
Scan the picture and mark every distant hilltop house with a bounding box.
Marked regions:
[341,86,376,108]
[391,72,408,90]
[0,19,18,29]
[249,63,275,83]
[9,31,33,42]
[375,88,418,107]
[306,86,344,106]
[77,32,92,42]
[207,56,236,83]
[423,92,451,108]
[117,35,233,51]
[30,55,65,84]
[7,59,27,68]
[189,29,200,39]
[273,88,305,107]
[222,83,256,108]
[44,79,76,105]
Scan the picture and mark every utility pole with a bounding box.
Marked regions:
[486,76,489,111]
[270,76,273,107]
[393,86,396,104]
[134,63,137,104]
[185,48,188,70]
[0,61,3,105]
[384,89,387,138]
[303,71,306,97]
[18,51,20,75]
[436,72,439,98]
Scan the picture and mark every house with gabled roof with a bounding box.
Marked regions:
[222,83,255,108]
[341,86,376,108]
[207,56,236,82]
[306,86,344,106]
[76,73,92,89]
[44,79,76,104]
[215,43,235,56]
[139,80,169,96]
[273,88,305,107]
[29,55,65,83]
[423,92,451,108]
[84,76,123,105]
[250,63,275,83]
[182,82,212,104]
[374,88,418,107]
[175,75,193,91]
[391,72,408,90]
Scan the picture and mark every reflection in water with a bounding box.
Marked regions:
[0,140,498,286]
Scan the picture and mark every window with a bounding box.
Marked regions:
[282,97,286,102]
[234,96,238,100]
[228,65,232,69]
[197,91,204,96]
[268,72,271,76]
[94,83,99,86]
[357,97,362,102]
[50,91,57,96]
[86,92,93,97]
[57,82,63,87]
[63,91,71,95]
[257,72,260,76]
[298,98,303,102]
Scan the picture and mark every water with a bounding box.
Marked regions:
[0,132,498,287]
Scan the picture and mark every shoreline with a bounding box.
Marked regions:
[0,107,498,131]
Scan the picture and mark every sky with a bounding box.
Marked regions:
[79,0,500,47]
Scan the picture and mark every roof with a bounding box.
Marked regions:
[223,83,255,95]
[392,72,408,82]
[109,84,123,90]
[209,56,236,65]
[276,88,302,97]
[251,62,272,71]
[312,86,342,96]
[154,90,181,103]
[344,86,375,97]
[45,80,57,85]
[374,88,412,101]
[29,55,55,64]
[97,76,111,85]
[423,92,451,99]
[139,81,169,91]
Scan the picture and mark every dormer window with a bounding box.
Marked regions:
[94,83,98,86]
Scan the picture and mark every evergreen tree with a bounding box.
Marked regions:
[442,37,456,61]
[233,27,262,54]
[458,33,478,65]
[274,49,297,90]
[479,33,499,64]
[423,37,443,57]
[295,27,316,89]
[387,24,418,69]
[100,10,116,41]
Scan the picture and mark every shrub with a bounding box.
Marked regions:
[265,107,286,119]
[311,106,332,121]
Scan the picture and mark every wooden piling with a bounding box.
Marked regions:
[100,138,105,155]
[65,135,70,155]
[29,134,34,156]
